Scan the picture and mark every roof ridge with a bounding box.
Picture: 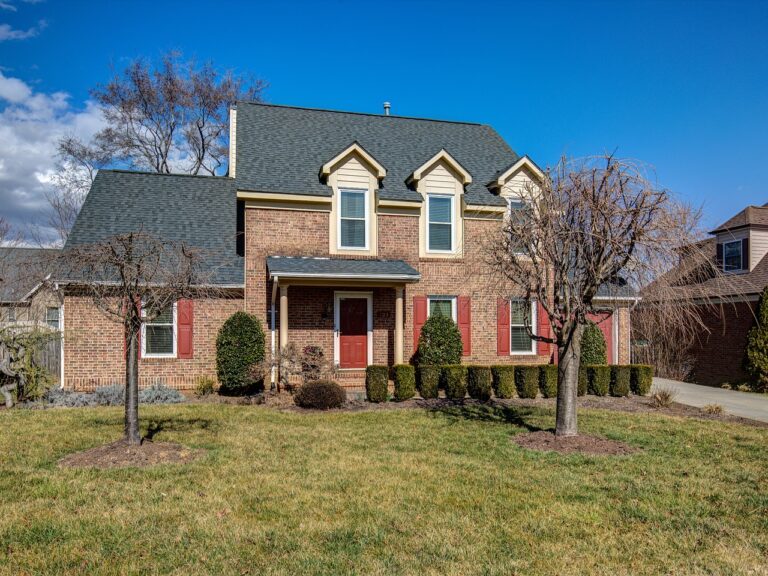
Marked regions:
[236,101,485,127]
[99,169,233,180]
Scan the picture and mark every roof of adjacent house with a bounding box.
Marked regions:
[0,247,60,303]
[234,103,520,206]
[595,278,639,300]
[64,170,243,286]
[266,256,420,281]
[710,205,768,233]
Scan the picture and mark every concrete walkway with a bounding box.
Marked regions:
[653,377,768,423]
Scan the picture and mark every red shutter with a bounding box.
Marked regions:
[413,296,427,351]
[177,299,194,359]
[537,301,550,358]
[497,298,510,356]
[457,296,472,356]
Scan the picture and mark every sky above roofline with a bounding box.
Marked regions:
[0,0,766,240]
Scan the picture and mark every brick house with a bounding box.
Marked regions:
[0,247,62,329]
[58,103,636,390]
[673,204,768,386]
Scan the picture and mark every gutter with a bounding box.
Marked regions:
[269,272,421,282]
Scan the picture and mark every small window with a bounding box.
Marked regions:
[7,307,16,322]
[428,296,457,321]
[510,299,536,354]
[142,303,176,357]
[339,189,367,249]
[506,198,528,254]
[723,240,742,272]
[46,307,60,330]
[427,194,453,252]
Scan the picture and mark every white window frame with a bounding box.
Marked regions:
[427,295,457,321]
[426,194,454,253]
[337,188,369,251]
[141,301,177,358]
[510,299,537,355]
[46,306,60,330]
[722,239,743,272]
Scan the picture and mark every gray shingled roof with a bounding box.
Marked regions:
[710,205,768,234]
[235,103,519,206]
[595,278,638,300]
[0,247,59,303]
[267,256,420,280]
[64,171,243,286]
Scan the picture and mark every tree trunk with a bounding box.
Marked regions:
[125,319,141,445]
[556,324,583,437]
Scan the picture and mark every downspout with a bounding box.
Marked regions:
[270,277,278,390]
[55,282,64,389]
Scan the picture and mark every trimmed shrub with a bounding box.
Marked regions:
[392,364,416,401]
[515,366,539,399]
[415,314,463,366]
[139,383,185,404]
[630,364,654,396]
[587,365,610,396]
[578,366,587,396]
[442,365,468,400]
[194,376,216,397]
[610,365,631,397]
[216,311,266,395]
[539,364,558,398]
[467,366,492,401]
[745,286,768,392]
[294,380,346,409]
[365,365,389,403]
[417,366,440,399]
[581,321,607,365]
[93,384,124,406]
[491,365,516,399]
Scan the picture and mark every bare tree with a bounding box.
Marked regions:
[485,154,728,437]
[62,231,218,444]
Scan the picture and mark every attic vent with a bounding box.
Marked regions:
[383,102,391,116]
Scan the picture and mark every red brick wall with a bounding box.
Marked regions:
[689,301,757,387]
[63,293,243,390]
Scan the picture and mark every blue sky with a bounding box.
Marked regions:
[1,0,767,233]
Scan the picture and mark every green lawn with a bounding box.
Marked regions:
[0,403,766,576]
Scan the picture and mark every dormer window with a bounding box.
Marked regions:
[427,194,453,252]
[339,188,368,249]
[723,240,743,272]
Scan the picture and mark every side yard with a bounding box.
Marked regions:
[1,403,766,575]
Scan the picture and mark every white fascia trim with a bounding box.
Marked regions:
[409,149,472,185]
[592,296,641,303]
[321,142,386,179]
[271,272,420,282]
[490,155,545,190]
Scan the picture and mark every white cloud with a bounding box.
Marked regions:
[0,2,18,11]
[0,19,46,41]
[0,71,105,241]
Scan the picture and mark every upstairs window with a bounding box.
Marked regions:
[142,303,176,358]
[339,189,368,249]
[510,299,536,354]
[427,194,453,252]
[46,307,60,330]
[506,198,528,255]
[723,240,743,272]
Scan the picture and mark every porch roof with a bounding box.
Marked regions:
[266,256,420,282]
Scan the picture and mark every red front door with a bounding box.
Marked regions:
[339,298,368,369]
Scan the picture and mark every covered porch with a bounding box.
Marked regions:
[267,257,420,385]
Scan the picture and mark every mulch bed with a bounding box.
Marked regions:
[58,439,204,469]
[512,430,638,455]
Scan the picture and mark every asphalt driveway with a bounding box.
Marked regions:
[653,377,768,423]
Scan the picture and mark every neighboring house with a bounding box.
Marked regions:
[59,103,636,390]
[674,204,768,386]
[0,247,62,329]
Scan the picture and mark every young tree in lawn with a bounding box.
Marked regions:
[62,231,216,444]
[486,154,719,437]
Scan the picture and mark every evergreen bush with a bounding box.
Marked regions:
[578,365,588,396]
[415,314,463,366]
[417,366,440,399]
[491,365,516,398]
[581,321,607,365]
[610,365,631,397]
[294,380,346,409]
[442,365,468,400]
[365,365,389,402]
[587,365,610,396]
[392,364,416,401]
[515,366,539,399]
[630,364,654,395]
[216,312,266,395]
[745,286,768,392]
[539,364,558,398]
[467,366,492,401]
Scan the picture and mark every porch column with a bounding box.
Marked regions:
[279,284,289,350]
[394,286,404,364]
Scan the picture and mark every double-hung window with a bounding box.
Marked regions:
[510,299,536,354]
[723,240,743,272]
[428,296,457,321]
[142,303,176,358]
[506,198,528,255]
[46,307,60,330]
[339,188,368,249]
[427,194,453,252]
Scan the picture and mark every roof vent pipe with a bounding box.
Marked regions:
[383,102,391,116]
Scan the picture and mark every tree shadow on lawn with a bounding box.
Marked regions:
[425,402,549,433]
[82,414,218,440]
